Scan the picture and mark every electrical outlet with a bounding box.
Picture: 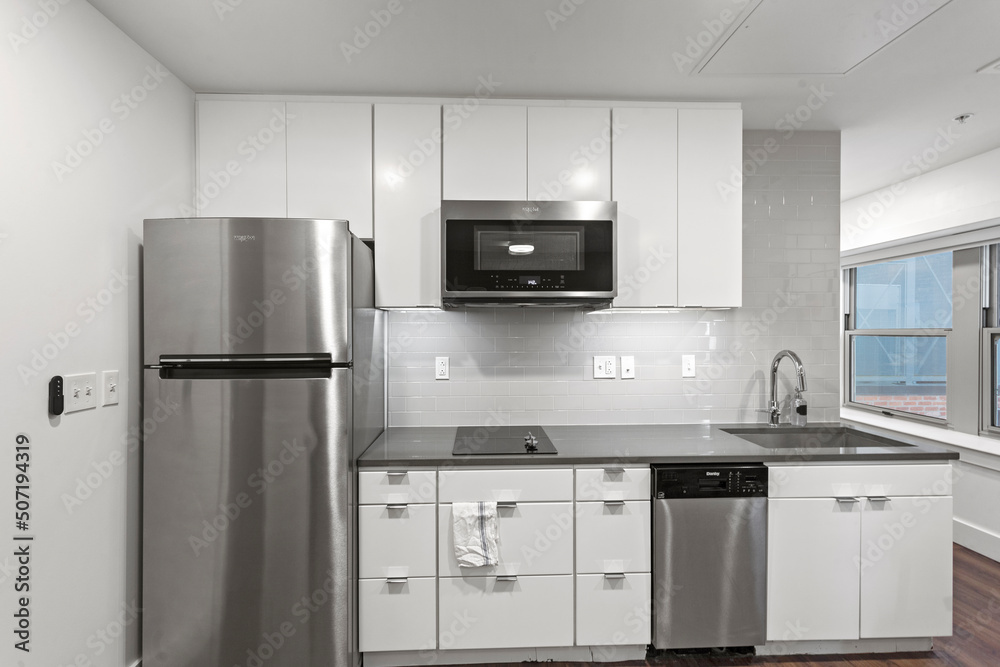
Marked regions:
[621,356,635,379]
[435,356,449,380]
[682,355,696,378]
[593,356,616,379]
[64,372,97,413]
[101,370,119,406]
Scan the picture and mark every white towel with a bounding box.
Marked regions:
[452,501,500,567]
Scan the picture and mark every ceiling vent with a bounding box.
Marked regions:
[977,57,1000,74]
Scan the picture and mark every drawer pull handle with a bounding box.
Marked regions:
[386,577,407,584]
[497,502,518,509]
[604,500,626,507]
[604,573,626,580]
[386,471,408,478]
[386,503,408,510]
[835,497,860,504]
[604,467,625,474]
[496,575,518,582]
[868,496,890,502]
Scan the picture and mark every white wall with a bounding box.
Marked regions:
[841,146,1000,563]
[0,2,193,666]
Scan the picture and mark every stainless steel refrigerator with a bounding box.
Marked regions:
[141,218,384,667]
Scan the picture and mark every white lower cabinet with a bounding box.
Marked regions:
[767,464,953,642]
[575,501,651,574]
[576,573,652,646]
[438,575,574,650]
[359,577,436,653]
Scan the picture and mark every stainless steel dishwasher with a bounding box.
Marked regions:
[651,463,768,650]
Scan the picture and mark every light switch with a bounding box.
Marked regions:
[64,372,97,413]
[102,370,119,406]
[621,356,635,379]
[682,355,696,378]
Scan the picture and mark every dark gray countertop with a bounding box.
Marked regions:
[357,421,959,467]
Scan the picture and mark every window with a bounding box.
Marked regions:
[846,251,953,421]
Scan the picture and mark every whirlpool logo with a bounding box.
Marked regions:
[521,206,540,214]
[233,235,256,242]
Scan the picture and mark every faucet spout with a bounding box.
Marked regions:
[768,350,807,426]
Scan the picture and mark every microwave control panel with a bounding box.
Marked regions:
[492,274,567,289]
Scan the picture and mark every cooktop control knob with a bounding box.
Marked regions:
[524,432,539,452]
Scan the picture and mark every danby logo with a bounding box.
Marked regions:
[705,471,720,477]
[521,206,540,213]
[234,235,256,242]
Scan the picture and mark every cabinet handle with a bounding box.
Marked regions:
[496,575,518,582]
[835,497,860,504]
[496,501,518,509]
[604,573,626,580]
[604,500,626,507]
[604,467,625,474]
[385,471,407,477]
[867,496,891,502]
[386,503,408,510]
[386,577,407,584]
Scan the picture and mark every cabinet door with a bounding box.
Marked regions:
[860,496,953,638]
[286,102,373,237]
[677,108,742,307]
[527,107,612,201]
[576,573,651,646]
[443,105,526,200]
[196,100,288,217]
[373,104,442,308]
[438,502,574,577]
[576,501,651,574]
[438,575,574,650]
[767,498,861,641]
[359,577,436,652]
[611,108,679,307]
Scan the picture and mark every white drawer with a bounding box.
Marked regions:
[359,469,436,504]
[359,577,436,653]
[438,502,573,576]
[768,464,953,498]
[576,466,650,501]
[576,573,651,646]
[576,500,651,574]
[438,574,574,650]
[359,504,436,578]
[438,468,573,502]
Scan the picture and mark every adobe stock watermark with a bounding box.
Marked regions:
[672,0,750,73]
[8,0,72,55]
[340,0,412,63]
[51,64,172,182]
[213,0,244,21]
[531,114,627,202]
[180,105,294,215]
[61,396,182,514]
[545,0,588,31]
[54,601,141,667]
[844,121,962,245]
[717,84,835,202]
[382,74,501,188]
[17,265,134,385]
[877,0,937,38]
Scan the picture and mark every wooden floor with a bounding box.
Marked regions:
[441,544,1000,667]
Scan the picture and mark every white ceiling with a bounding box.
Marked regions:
[86,0,1000,201]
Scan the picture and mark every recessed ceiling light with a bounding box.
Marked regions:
[977,57,1000,74]
[953,113,974,124]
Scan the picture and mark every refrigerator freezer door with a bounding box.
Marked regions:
[141,368,353,667]
[143,218,353,365]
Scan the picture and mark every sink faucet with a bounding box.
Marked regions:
[768,350,807,427]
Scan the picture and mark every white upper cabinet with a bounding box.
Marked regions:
[527,107,612,201]
[443,105,526,201]
[196,100,288,217]
[677,108,742,307]
[286,102,373,237]
[611,108,679,308]
[373,104,442,308]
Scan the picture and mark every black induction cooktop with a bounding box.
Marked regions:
[452,425,557,456]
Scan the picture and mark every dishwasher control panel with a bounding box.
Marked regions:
[653,463,768,499]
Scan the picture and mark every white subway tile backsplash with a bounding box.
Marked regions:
[384,131,841,427]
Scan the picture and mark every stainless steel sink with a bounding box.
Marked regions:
[721,426,914,449]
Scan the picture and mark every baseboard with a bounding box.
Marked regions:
[756,637,932,655]
[954,517,1000,562]
[362,645,647,666]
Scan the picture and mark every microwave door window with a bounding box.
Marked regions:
[474,226,584,271]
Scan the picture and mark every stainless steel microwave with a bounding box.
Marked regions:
[441,200,617,307]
